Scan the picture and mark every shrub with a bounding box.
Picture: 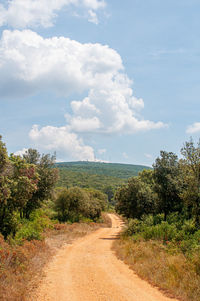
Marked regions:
[14,210,53,243]
[54,187,107,223]
[142,222,177,242]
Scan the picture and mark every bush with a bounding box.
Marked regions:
[123,219,143,236]
[142,222,177,242]
[14,210,53,243]
[15,223,42,241]
[54,187,107,223]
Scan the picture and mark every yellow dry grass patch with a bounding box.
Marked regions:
[113,238,200,301]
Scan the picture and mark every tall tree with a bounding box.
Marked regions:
[115,176,154,219]
[9,155,38,218]
[0,136,13,238]
[180,139,200,226]
[153,151,182,220]
[23,149,58,218]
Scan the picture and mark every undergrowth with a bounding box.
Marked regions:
[0,211,111,301]
[113,213,200,301]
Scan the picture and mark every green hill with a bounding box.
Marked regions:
[56,161,151,194]
[56,161,151,178]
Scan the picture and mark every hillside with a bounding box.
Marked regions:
[56,161,151,193]
[56,161,151,178]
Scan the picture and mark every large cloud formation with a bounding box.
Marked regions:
[0,0,106,28]
[0,30,166,160]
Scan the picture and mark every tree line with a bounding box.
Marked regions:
[0,136,108,240]
[115,138,200,227]
[0,136,59,238]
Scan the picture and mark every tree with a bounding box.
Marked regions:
[103,185,114,204]
[0,136,11,205]
[180,139,200,226]
[23,149,58,218]
[9,155,38,218]
[54,187,86,222]
[0,136,13,238]
[153,151,182,220]
[115,176,154,219]
[84,189,107,220]
[54,187,107,222]
[23,148,40,165]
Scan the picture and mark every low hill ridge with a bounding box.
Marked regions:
[55,161,151,179]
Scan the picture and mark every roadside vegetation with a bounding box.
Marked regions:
[0,135,110,300]
[114,138,200,301]
[0,215,111,301]
[1,132,200,301]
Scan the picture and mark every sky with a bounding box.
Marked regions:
[0,0,200,166]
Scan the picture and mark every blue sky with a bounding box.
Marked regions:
[0,0,200,166]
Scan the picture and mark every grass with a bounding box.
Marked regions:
[0,213,111,301]
[113,234,200,301]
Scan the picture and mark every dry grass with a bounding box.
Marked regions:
[113,237,200,301]
[0,214,111,301]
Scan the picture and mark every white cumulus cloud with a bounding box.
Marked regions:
[186,122,200,134]
[29,124,95,161]
[0,0,106,28]
[0,30,166,135]
[0,29,122,98]
[0,30,167,160]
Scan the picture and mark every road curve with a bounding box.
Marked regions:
[35,214,178,301]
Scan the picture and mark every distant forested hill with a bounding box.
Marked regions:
[55,161,151,193]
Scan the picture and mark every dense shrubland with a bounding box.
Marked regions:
[114,138,200,301]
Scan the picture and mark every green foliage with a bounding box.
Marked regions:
[56,161,151,201]
[56,161,151,178]
[23,149,59,218]
[124,213,200,256]
[57,169,124,195]
[15,210,53,242]
[115,176,154,219]
[180,138,200,226]
[9,154,39,215]
[0,137,59,239]
[153,151,182,220]
[54,187,107,223]
[142,222,177,241]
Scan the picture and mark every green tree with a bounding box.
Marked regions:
[55,187,107,222]
[9,155,38,218]
[153,151,182,220]
[0,135,11,204]
[115,176,154,219]
[23,149,58,218]
[103,185,114,204]
[0,136,13,238]
[54,187,87,222]
[23,148,41,165]
[180,139,200,226]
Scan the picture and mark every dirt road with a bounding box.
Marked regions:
[35,214,178,301]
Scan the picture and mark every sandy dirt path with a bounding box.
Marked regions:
[35,214,178,301]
